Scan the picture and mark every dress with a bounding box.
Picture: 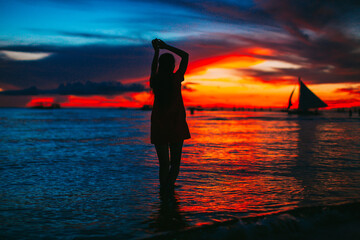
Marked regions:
[150,72,191,144]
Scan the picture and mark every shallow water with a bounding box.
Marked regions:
[0,109,359,239]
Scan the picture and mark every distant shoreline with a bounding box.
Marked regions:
[0,106,359,112]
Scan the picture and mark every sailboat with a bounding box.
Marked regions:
[287,77,327,115]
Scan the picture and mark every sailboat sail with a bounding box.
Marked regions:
[298,79,327,110]
[287,88,295,110]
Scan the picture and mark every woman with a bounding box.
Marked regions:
[150,39,191,192]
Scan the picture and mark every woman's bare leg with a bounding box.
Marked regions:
[168,141,183,187]
[155,144,170,188]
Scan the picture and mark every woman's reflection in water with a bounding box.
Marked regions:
[149,190,188,232]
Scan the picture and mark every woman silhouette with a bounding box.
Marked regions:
[150,39,190,192]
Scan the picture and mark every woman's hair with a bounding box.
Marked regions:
[152,53,176,108]
[158,53,175,74]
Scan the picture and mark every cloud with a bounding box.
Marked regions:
[28,28,141,42]
[238,66,359,85]
[164,0,359,41]
[0,44,153,89]
[0,38,250,90]
[0,81,145,96]
[181,82,198,92]
[226,31,360,84]
[0,50,53,61]
[335,87,360,96]
[58,31,137,41]
[151,1,360,85]
[324,98,360,108]
[145,0,275,27]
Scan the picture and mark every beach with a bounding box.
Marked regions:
[140,201,360,240]
[1,108,359,239]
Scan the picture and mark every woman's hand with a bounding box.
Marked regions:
[157,39,168,49]
[152,39,159,50]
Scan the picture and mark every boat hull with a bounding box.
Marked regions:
[287,109,321,115]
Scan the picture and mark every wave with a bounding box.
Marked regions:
[141,201,360,240]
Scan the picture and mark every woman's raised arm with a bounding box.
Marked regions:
[150,39,159,88]
[157,40,189,76]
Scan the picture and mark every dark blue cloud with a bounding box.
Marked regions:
[146,0,360,36]
[233,32,360,84]
[0,44,153,89]
[27,28,141,42]
[0,81,145,96]
[0,38,244,90]
[335,87,360,96]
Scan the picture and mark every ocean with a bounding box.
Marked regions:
[0,108,359,239]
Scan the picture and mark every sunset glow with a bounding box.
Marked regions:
[1,2,359,239]
[20,47,359,109]
[0,0,359,109]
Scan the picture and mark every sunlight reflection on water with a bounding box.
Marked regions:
[0,109,359,239]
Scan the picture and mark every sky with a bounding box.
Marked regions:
[0,0,359,108]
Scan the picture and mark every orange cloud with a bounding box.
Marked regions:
[246,47,274,56]
[186,52,264,76]
[27,97,55,107]
[25,92,153,108]
[61,95,142,108]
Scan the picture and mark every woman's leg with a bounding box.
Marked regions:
[155,144,170,188]
[168,141,183,187]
